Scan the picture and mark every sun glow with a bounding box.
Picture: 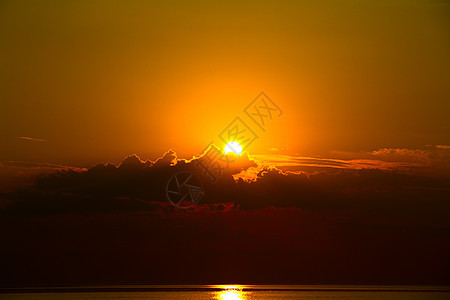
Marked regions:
[224,141,243,155]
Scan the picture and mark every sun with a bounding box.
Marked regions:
[224,141,242,155]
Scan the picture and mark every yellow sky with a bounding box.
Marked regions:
[0,0,449,166]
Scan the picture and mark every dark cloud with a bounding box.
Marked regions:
[0,161,85,193]
[1,147,449,286]
[1,146,449,215]
[1,206,449,286]
[0,146,257,215]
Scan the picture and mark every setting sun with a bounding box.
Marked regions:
[225,141,243,155]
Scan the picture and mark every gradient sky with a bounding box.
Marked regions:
[1,1,450,287]
[1,0,449,167]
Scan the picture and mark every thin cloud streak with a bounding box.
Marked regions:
[18,136,47,142]
[250,153,427,171]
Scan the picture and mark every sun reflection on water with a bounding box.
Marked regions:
[214,285,246,300]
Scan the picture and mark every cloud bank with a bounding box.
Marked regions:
[0,145,449,286]
[1,145,449,214]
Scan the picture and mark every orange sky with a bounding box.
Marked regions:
[0,0,449,167]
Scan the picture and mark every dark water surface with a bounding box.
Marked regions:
[1,285,450,299]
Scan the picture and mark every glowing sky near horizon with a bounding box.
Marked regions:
[0,0,449,166]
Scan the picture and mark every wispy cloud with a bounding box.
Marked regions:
[240,145,450,181]
[436,145,450,150]
[18,136,47,142]
[0,161,77,169]
[250,153,427,172]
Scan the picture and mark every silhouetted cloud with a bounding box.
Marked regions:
[0,161,85,193]
[0,146,449,286]
[1,145,448,215]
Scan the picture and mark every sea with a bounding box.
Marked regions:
[1,285,449,299]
